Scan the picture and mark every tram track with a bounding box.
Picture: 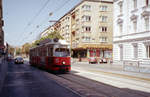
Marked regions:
[58,73,113,97]
[57,73,150,97]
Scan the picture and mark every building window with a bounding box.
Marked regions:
[100,16,107,22]
[145,18,149,31]
[133,44,138,58]
[120,46,123,60]
[82,36,90,42]
[100,5,107,11]
[133,0,137,9]
[85,37,90,42]
[82,26,91,32]
[82,5,91,11]
[66,17,70,21]
[118,3,123,14]
[66,25,69,30]
[99,37,107,42]
[133,21,137,33]
[119,24,123,35]
[82,15,91,22]
[146,45,150,58]
[100,27,107,32]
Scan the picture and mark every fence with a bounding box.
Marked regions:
[123,60,150,73]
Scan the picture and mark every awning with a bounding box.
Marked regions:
[73,44,113,50]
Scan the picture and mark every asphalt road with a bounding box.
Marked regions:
[0,61,81,97]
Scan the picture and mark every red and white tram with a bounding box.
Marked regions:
[29,38,71,73]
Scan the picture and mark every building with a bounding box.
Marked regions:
[0,0,4,55]
[41,0,113,61]
[40,26,55,38]
[113,0,150,70]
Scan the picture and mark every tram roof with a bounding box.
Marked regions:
[30,39,69,50]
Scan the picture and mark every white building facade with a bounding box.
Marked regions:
[113,0,150,72]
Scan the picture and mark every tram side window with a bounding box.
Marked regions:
[39,48,42,56]
[35,48,37,56]
[44,48,46,56]
[37,48,39,56]
[48,47,53,56]
[34,50,36,56]
[42,48,44,56]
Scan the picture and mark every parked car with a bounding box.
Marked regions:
[15,57,24,64]
[89,57,98,64]
[102,58,107,63]
[99,58,107,63]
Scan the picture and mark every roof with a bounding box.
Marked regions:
[53,0,113,26]
[58,40,69,45]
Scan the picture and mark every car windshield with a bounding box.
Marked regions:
[16,57,23,60]
[54,48,70,57]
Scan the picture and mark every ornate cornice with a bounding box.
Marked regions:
[114,36,150,43]
[130,14,138,21]
[113,0,119,2]
[114,31,150,38]
[141,11,150,18]
[132,43,137,47]
[117,0,123,6]
[118,44,123,48]
[117,18,123,24]
[143,41,150,45]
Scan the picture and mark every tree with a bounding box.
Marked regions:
[8,46,15,56]
[22,43,31,57]
[32,30,63,47]
[16,48,22,56]
[46,30,64,39]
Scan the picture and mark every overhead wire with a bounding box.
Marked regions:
[20,0,73,45]
[18,0,52,45]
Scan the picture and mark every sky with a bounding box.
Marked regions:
[3,0,81,47]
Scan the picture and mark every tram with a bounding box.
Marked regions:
[29,38,71,72]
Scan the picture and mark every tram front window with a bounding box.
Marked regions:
[54,48,70,57]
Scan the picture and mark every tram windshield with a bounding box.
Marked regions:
[54,48,70,57]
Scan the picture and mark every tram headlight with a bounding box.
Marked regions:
[62,61,66,65]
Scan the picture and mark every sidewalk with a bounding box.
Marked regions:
[72,61,150,80]
[0,57,8,94]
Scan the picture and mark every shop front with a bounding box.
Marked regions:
[72,44,112,62]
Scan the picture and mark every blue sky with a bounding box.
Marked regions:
[3,0,81,47]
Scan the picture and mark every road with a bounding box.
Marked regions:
[0,61,81,97]
[1,60,150,97]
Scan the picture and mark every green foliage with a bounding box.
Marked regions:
[46,30,64,39]
[8,46,15,55]
[32,40,40,46]
[22,43,31,55]
[16,48,22,55]
[32,30,63,47]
